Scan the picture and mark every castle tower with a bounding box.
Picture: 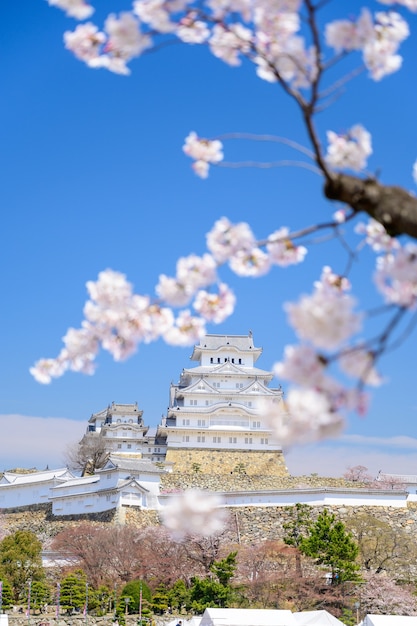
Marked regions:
[85,402,148,458]
[162,333,289,476]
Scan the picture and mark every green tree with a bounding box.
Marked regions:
[300,509,360,583]
[283,504,313,577]
[90,585,112,616]
[150,583,169,615]
[60,570,88,613]
[0,578,13,610]
[0,530,44,601]
[30,580,51,613]
[119,580,151,613]
[189,552,238,611]
[167,580,190,613]
[210,552,237,586]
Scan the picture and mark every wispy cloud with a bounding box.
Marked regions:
[0,414,85,471]
[285,436,417,478]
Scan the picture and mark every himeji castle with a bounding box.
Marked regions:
[84,333,287,475]
[2,333,411,516]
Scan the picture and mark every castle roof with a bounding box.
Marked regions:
[191,333,262,362]
[0,468,73,486]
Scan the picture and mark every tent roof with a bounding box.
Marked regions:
[361,615,417,625]
[293,610,345,625]
[199,608,296,626]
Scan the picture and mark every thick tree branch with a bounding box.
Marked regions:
[324,173,417,239]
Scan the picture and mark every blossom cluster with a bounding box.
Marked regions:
[51,0,414,88]
[160,490,227,540]
[325,124,372,173]
[30,218,307,383]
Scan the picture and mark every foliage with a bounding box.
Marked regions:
[119,580,151,613]
[150,583,169,615]
[0,578,13,609]
[300,509,360,583]
[166,579,190,612]
[346,513,416,576]
[188,551,238,611]
[0,530,44,601]
[60,570,88,612]
[283,503,313,577]
[30,580,51,613]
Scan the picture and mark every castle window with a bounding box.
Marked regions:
[213,436,221,443]
[127,444,132,449]
[205,400,209,406]
[210,358,213,363]
[148,447,151,452]
[239,358,242,364]
[117,444,122,449]
[231,358,235,363]
[198,419,206,427]
[217,358,221,363]
[182,435,190,442]
[245,437,253,444]
[248,402,252,407]
[265,438,268,444]
[252,421,261,428]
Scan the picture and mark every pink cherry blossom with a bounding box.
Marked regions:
[183,132,223,163]
[64,23,106,65]
[206,217,255,264]
[285,267,362,350]
[193,283,236,323]
[374,243,417,307]
[48,0,94,20]
[266,227,307,266]
[326,124,372,172]
[273,344,326,387]
[163,310,206,345]
[161,490,227,540]
[229,247,271,276]
[338,349,383,386]
[355,218,399,252]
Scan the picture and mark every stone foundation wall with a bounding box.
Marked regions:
[165,448,289,476]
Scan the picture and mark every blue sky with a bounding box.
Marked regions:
[1,0,417,476]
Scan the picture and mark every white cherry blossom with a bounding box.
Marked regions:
[260,389,345,447]
[273,344,326,387]
[161,490,227,540]
[326,124,372,172]
[163,310,206,345]
[64,23,106,65]
[48,0,94,20]
[355,218,399,252]
[285,266,362,350]
[183,132,224,176]
[206,217,256,264]
[266,227,307,266]
[374,243,417,307]
[229,247,271,277]
[338,349,383,386]
[193,283,236,323]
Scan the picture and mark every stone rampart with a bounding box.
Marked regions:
[165,448,289,476]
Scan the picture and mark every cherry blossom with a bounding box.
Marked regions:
[209,24,252,67]
[325,124,372,172]
[229,247,271,276]
[285,267,362,350]
[161,489,227,540]
[266,228,307,267]
[260,389,345,447]
[374,243,417,307]
[273,344,326,388]
[47,0,94,20]
[163,309,206,346]
[338,349,383,386]
[355,218,399,252]
[206,217,256,264]
[64,23,106,65]
[183,132,224,177]
[193,283,236,323]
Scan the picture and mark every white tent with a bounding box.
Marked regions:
[199,608,296,625]
[359,615,417,625]
[293,610,345,625]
